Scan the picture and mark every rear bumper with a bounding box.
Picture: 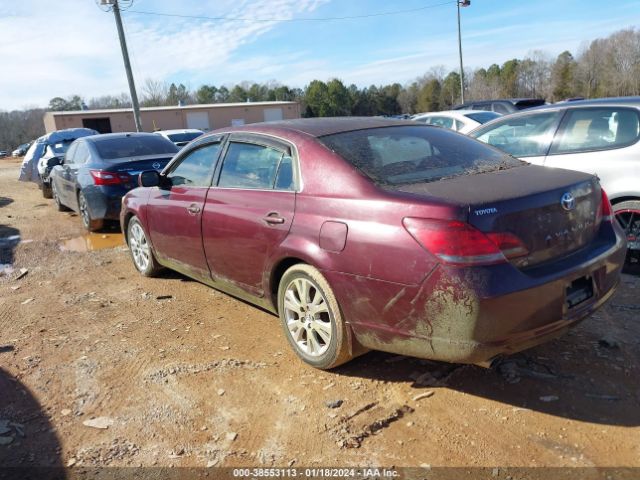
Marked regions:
[83,186,129,221]
[327,223,627,364]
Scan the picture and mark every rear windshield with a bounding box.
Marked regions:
[465,111,501,124]
[319,125,521,185]
[167,132,202,143]
[94,136,178,160]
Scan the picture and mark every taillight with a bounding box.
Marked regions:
[403,218,529,266]
[90,170,131,186]
[599,188,613,222]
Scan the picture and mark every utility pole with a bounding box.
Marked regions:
[457,0,470,104]
[103,0,143,131]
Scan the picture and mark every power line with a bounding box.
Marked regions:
[123,1,455,24]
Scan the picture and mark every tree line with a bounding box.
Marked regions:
[2,27,638,152]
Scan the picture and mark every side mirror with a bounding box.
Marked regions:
[139,170,162,188]
[47,157,62,167]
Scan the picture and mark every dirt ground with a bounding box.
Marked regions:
[1,157,639,475]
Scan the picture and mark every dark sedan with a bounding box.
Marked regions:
[121,118,626,369]
[51,133,178,231]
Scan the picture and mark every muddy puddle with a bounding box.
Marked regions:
[59,233,125,252]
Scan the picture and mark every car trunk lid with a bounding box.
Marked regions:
[395,165,601,267]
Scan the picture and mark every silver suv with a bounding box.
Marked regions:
[470,97,640,266]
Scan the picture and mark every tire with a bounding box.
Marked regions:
[127,216,162,277]
[613,200,640,266]
[278,264,353,369]
[78,191,103,232]
[51,182,70,212]
[42,181,52,199]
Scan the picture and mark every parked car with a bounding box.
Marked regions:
[470,96,640,265]
[0,150,7,158]
[50,132,178,231]
[412,110,501,134]
[18,128,97,196]
[12,142,32,157]
[120,117,625,370]
[454,98,546,114]
[154,129,204,148]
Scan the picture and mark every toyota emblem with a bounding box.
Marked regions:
[152,162,161,170]
[561,192,576,211]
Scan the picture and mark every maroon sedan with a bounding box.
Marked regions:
[121,118,626,369]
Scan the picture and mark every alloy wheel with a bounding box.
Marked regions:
[283,277,332,357]
[78,193,90,228]
[129,222,151,272]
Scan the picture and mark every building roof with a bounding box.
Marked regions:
[46,101,298,116]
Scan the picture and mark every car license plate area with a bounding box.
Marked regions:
[566,275,594,309]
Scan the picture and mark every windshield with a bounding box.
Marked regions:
[94,136,178,160]
[465,111,501,124]
[167,132,202,143]
[319,125,521,186]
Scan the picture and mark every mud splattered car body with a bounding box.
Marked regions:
[121,117,626,368]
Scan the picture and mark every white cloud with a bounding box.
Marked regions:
[0,0,329,110]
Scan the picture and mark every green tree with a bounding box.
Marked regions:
[228,85,248,103]
[551,51,577,101]
[326,79,352,116]
[416,79,442,112]
[196,85,218,104]
[304,80,330,117]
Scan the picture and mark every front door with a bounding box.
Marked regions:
[147,139,223,280]
[202,135,297,296]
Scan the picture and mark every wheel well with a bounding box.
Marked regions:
[122,212,135,242]
[270,257,306,311]
[611,196,640,205]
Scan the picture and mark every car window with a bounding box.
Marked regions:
[94,136,178,160]
[319,125,520,186]
[465,111,501,124]
[550,107,640,154]
[64,143,78,164]
[74,142,91,164]
[473,111,561,157]
[472,103,492,111]
[424,116,454,129]
[166,143,221,187]
[493,103,511,114]
[218,142,291,190]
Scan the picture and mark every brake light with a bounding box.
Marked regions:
[90,170,131,186]
[403,218,529,266]
[599,188,613,222]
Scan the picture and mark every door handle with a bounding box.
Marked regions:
[263,212,285,225]
[187,204,201,214]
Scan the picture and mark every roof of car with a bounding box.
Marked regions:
[85,132,162,143]
[519,96,640,113]
[218,117,417,138]
[154,129,203,134]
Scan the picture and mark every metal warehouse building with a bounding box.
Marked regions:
[43,101,300,134]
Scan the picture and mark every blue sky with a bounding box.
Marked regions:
[1,0,639,110]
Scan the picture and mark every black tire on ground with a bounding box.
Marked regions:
[78,191,103,232]
[613,200,640,266]
[126,216,163,277]
[278,264,354,370]
[42,182,52,199]
[51,182,70,212]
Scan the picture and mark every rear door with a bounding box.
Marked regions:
[59,141,89,209]
[202,134,297,296]
[543,106,640,193]
[146,137,223,280]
